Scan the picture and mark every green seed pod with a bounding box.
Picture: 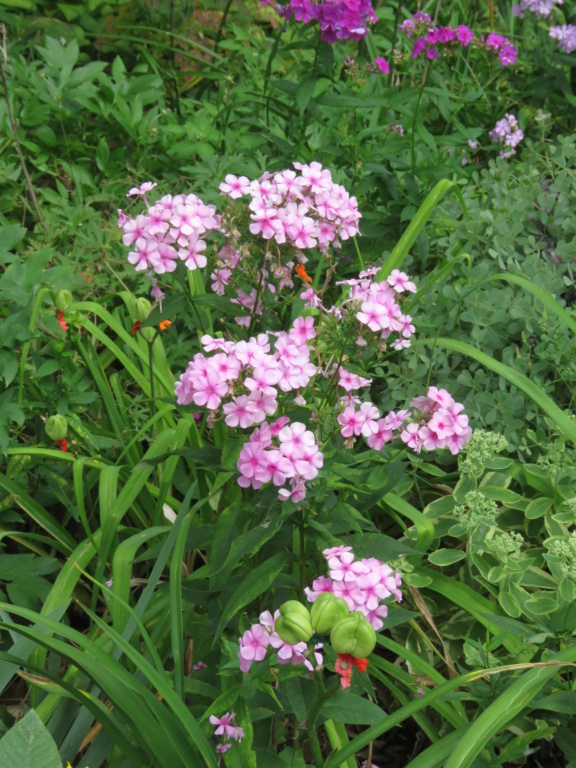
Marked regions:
[54,290,73,312]
[275,601,313,645]
[310,592,349,634]
[330,611,377,658]
[128,296,152,323]
[45,415,67,442]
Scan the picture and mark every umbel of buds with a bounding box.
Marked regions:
[330,611,377,658]
[275,601,314,645]
[45,415,68,442]
[310,592,349,634]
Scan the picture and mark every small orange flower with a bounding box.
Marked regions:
[295,264,313,284]
[335,654,369,689]
[56,310,69,331]
[159,319,173,331]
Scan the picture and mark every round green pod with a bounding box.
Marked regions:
[330,611,377,658]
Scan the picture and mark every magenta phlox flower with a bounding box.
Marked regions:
[375,57,390,73]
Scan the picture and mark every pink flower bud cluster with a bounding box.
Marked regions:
[304,546,402,631]
[399,12,517,66]
[337,386,472,455]
[335,268,416,349]
[219,162,361,252]
[513,0,561,19]
[550,24,576,53]
[209,711,244,755]
[268,0,377,43]
[118,182,221,275]
[489,114,524,158]
[238,610,323,673]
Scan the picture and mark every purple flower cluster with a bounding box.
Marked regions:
[304,546,402,630]
[238,610,323,673]
[220,162,361,252]
[118,183,221,275]
[513,0,562,19]
[399,12,517,66]
[550,24,576,52]
[271,0,377,42]
[489,113,524,158]
[337,386,472,455]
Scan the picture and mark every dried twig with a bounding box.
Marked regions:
[1,23,46,230]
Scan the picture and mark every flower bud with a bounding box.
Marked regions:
[310,592,349,635]
[128,296,152,323]
[330,611,376,658]
[45,415,67,442]
[54,290,73,312]
[275,600,313,645]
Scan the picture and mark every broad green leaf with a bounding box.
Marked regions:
[428,549,466,566]
[0,709,60,768]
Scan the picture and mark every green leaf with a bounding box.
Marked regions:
[320,692,386,725]
[0,709,61,768]
[428,549,466,566]
[498,591,522,618]
[215,552,287,640]
[381,180,469,277]
[525,498,553,520]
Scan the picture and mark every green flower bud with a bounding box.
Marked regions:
[128,296,152,323]
[330,611,377,658]
[54,290,73,312]
[275,600,313,645]
[45,415,67,442]
[310,592,349,634]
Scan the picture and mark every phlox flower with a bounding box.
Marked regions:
[219,174,250,199]
[238,625,270,673]
[210,711,245,741]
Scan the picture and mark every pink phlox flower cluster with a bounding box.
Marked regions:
[400,386,472,454]
[237,418,323,502]
[209,712,244,747]
[512,0,561,18]
[276,0,377,42]
[337,387,471,455]
[550,24,576,52]
[219,163,361,252]
[400,13,516,66]
[350,270,416,348]
[175,317,317,434]
[118,184,221,275]
[304,548,402,631]
[483,33,518,66]
[489,114,524,158]
[238,610,323,673]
